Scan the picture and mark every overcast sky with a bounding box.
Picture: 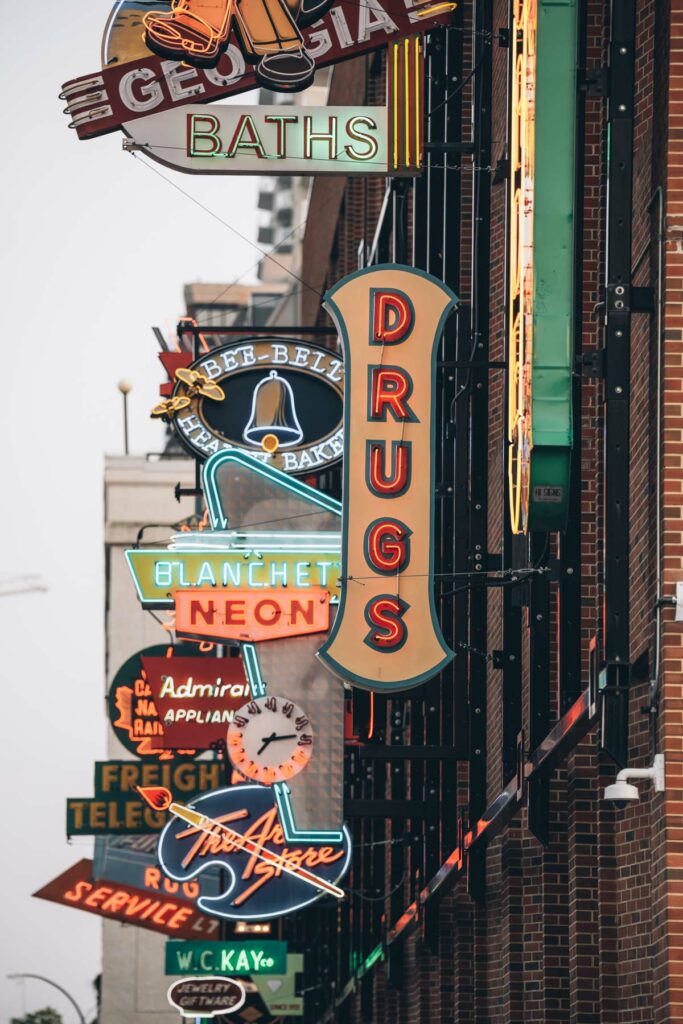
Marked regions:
[0,5,260,1021]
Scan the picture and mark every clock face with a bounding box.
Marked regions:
[227,696,314,785]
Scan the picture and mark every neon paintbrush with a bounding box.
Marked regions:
[136,786,345,901]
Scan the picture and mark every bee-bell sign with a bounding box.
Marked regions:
[318,265,457,691]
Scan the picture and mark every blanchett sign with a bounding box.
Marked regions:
[142,655,249,748]
[66,761,222,836]
[32,860,219,939]
[175,588,330,643]
[126,547,341,608]
[319,264,457,691]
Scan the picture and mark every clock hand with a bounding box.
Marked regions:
[257,732,278,756]
[270,734,298,742]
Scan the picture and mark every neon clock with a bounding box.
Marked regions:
[227,696,314,784]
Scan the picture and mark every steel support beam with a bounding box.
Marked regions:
[602,0,636,766]
[468,0,493,903]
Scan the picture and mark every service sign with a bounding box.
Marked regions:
[319,264,457,691]
[158,786,351,920]
[67,760,222,835]
[61,0,454,139]
[33,860,219,939]
[165,338,343,473]
[128,105,387,175]
[141,654,249,748]
[174,588,330,643]
[168,977,246,1017]
[166,939,287,975]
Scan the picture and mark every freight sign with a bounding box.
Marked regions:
[175,588,330,643]
[167,977,246,1017]
[142,654,249,749]
[159,338,344,472]
[126,105,388,175]
[61,0,454,140]
[157,785,351,919]
[66,760,222,836]
[165,939,287,975]
[32,859,219,939]
[507,0,575,533]
[319,264,457,691]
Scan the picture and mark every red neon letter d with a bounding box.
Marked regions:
[371,290,414,344]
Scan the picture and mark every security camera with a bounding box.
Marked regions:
[603,779,640,803]
[603,754,665,806]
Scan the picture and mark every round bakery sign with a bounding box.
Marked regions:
[169,338,344,475]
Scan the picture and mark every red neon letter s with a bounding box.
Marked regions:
[371,290,414,344]
[364,596,408,651]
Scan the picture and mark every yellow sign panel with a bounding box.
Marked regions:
[126,550,341,608]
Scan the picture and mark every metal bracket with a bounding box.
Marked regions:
[492,650,504,670]
[576,349,605,378]
[356,745,464,761]
[579,66,608,96]
[516,730,527,802]
[493,157,508,183]
[497,27,510,48]
[632,286,655,312]
[423,141,475,155]
[175,483,202,502]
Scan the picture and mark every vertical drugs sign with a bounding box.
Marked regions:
[319,264,457,691]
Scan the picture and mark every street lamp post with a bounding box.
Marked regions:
[118,380,132,455]
[7,974,87,1024]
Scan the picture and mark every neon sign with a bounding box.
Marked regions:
[167,977,246,1018]
[126,547,341,608]
[141,654,249,748]
[175,587,330,642]
[32,859,219,939]
[61,0,453,141]
[125,105,388,175]
[165,940,287,976]
[507,0,576,533]
[319,264,457,691]
[154,785,351,920]
[66,760,222,835]
[108,644,238,759]
[158,338,343,472]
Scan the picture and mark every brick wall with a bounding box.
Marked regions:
[294,1,682,1020]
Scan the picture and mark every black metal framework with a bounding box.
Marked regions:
[277,0,642,1018]
[601,0,636,767]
